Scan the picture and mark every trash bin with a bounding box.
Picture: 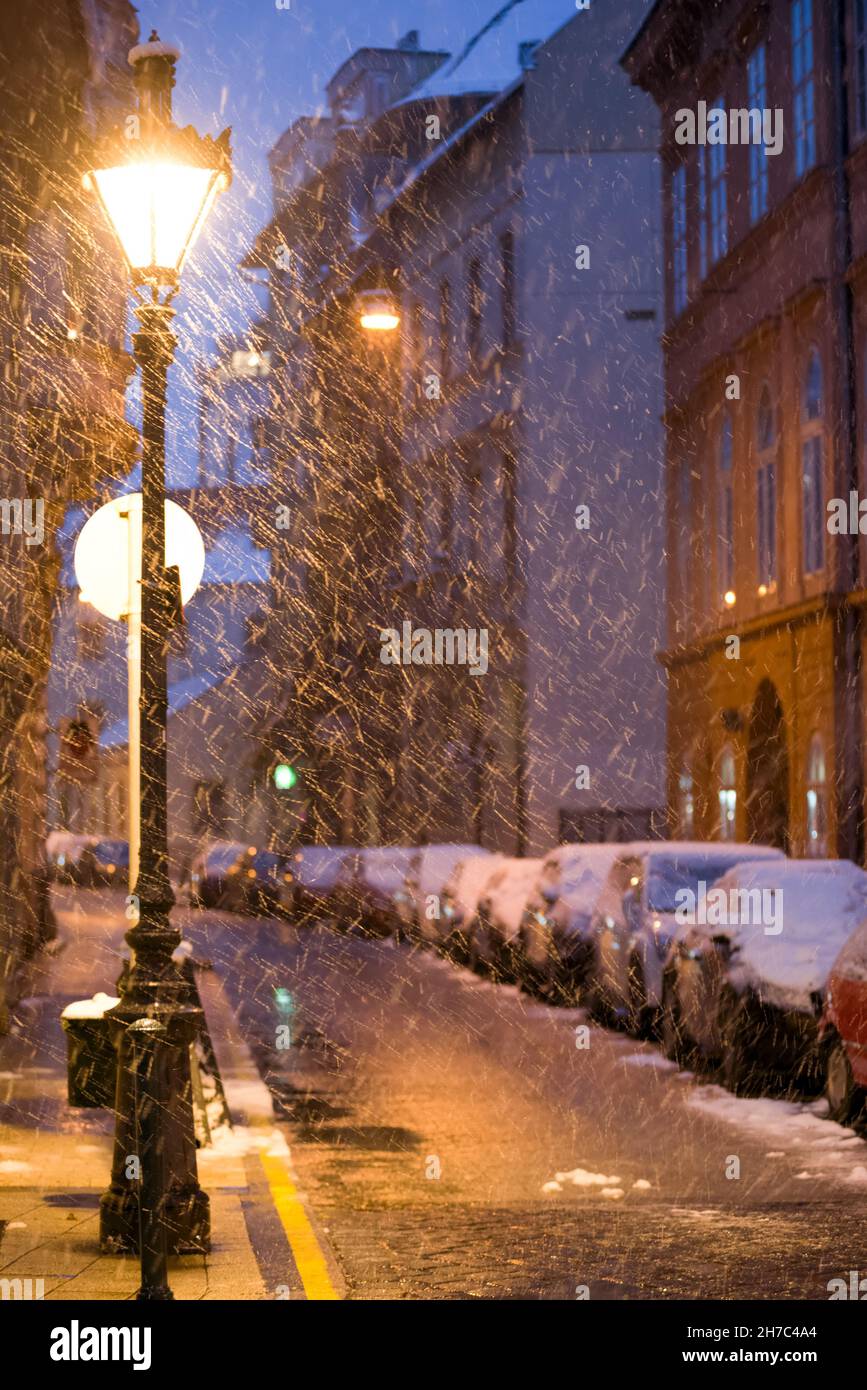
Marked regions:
[60,993,120,1109]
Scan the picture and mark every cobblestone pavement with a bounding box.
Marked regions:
[187,916,867,1301]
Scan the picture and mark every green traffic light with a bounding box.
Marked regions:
[273,762,298,791]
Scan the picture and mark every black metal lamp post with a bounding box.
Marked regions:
[82,31,231,1299]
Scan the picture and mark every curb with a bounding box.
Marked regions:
[196,964,346,1300]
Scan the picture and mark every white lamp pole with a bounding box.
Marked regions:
[121,504,141,891]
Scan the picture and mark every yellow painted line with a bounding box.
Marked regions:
[260,1153,340,1300]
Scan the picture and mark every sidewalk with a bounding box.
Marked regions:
[0,891,343,1300]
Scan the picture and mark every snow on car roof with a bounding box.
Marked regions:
[483,856,545,934]
[411,844,490,895]
[446,851,506,917]
[688,858,867,1013]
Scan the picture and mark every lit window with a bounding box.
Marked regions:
[801,349,824,575]
[748,44,769,222]
[671,164,688,313]
[718,414,734,601]
[718,746,737,841]
[438,279,451,380]
[756,387,777,590]
[697,147,709,280]
[468,256,483,367]
[805,733,828,855]
[709,97,728,263]
[856,0,867,135]
[792,0,817,177]
[678,769,695,837]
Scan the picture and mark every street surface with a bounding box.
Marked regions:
[32,889,867,1298]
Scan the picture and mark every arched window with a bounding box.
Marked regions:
[756,386,777,592]
[801,349,825,575]
[678,767,695,837]
[718,745,737,841]
[718,414,734,602]
[805,733,828,856]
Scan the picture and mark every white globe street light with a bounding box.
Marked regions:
[74,494,205,895]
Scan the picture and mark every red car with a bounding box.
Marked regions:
[822,920,867,1126]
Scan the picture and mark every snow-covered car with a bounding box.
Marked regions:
[79,838,130,889]
[587,842,785,1036]
[188,840,250,909]
[663,858,867,1095]
[468,856,545,981]
[822,913,867,1126]
[434,852,505,960]
[282,845,349,926]
[518,843,624,1000]
[332,847,416,936]
[396,844,491,944]
[45,831,99,884]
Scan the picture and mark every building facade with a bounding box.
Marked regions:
[249,2,666,854]
[624,0,867,861]
[0,0,138,1027]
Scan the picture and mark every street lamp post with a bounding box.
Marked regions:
[82,30,231,1298]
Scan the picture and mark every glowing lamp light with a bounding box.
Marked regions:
[724,590,736,608]
[357,288,399,332]
[81,35,231,289]
[74,494,205,622]
[273,762,298,791]
[83,162,227,284]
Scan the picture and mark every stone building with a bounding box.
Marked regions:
[0,0,138,1027]
[248,2,666,854]
[623,0,867,860]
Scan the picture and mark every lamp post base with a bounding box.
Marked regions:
[99,999,210,1256]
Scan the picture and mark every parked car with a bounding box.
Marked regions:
[283,846,349,926]
[467,856,545,981]
[234,847,289,918]
[79,838,130,889]
[395,844,489,943]
[518,843,624,1001]
[332,847,416,936]
[45,831,98,884]
[587,842,785,1035]
[188,840,250,909]
[663,858,867,1096]
[435,852,504,960]
[822,915,867,1125]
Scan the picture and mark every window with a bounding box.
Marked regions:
[747,44,769,222]
[718,746,737,841]
[697,146,709,280]
[678,769,695,837]
[677,458,692,596]
[805,733,828,855]
[438,279,451,379]
[671,164,688,313]
[709,97,728,263]
[500,229,516,348]
[792,0,817,177]
[718,414,734,601]
[801,348,825,575]
[856,0,867,135]
[468,256,483,367]
[408,297,424,379]
[756,387,777,591]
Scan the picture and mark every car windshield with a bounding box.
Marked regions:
[646,856,748,913]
